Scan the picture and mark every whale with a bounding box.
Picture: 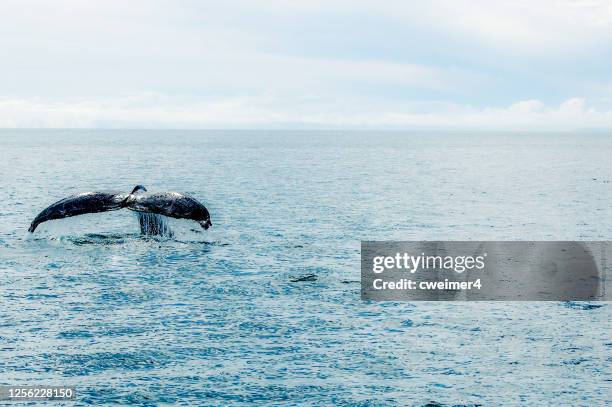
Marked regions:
[28,185,211,235]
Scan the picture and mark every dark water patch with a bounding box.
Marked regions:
[98,325,149,338]
[357,311,382,317]
[563,301,604,310]
[60,351,169,376]
[80,385,173,406]
[290,273,318,282]
[200,384,330,405]
[3,355,58,374]
[67,233,139,245]
[23,293,60,300]
[59,325,148,339]
[98,288,162,305]
[562,357,589,365]
[425,367,464,376]
[58,330,94,339]
[238,321,283,335]
[171,346,228,360]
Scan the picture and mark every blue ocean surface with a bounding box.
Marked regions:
[0,130,610,406]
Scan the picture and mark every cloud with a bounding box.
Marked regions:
[0,1,611,129]
[1,94,611,130]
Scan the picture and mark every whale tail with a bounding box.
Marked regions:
[28,185,210,234]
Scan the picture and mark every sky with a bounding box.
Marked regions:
[1,0,612,129]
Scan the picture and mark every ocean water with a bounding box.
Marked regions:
[0,130,610,406]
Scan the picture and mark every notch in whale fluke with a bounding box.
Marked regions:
[131,185,147,194]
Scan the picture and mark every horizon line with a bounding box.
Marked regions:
[0,127,611,133]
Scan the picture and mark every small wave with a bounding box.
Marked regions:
[26,231,225,246]
[562,301,604,310]
[67,233,140,245]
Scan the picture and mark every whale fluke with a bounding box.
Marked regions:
[28,192,129,233]
[126,192,212,229]
[28,186,211,234]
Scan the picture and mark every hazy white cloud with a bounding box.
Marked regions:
[2,95,611,130]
